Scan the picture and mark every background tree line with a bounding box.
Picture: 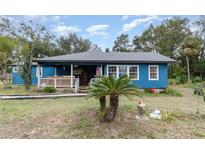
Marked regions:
[0,17,96,89]
[111,16,205,83]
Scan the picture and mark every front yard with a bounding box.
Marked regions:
[0,85,205,138]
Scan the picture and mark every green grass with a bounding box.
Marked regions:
[0,82,72,95]
[1,84,205,138]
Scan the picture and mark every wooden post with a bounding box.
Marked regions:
[70,64,73,88]
[54,78,57,88]
[37,64,41,88]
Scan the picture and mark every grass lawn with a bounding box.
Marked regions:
[0,82,72,95]
[0,84,205,138]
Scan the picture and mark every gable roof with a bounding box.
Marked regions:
[35,49,176,64]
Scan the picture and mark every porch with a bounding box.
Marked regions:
[37,64,104,92]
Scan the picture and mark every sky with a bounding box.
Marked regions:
[0,15,200,50]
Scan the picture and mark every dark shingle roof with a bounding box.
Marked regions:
[35,49,176,64]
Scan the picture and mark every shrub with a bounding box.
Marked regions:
[168,79,177,85]
[43,87,56,93]
[144,88,150,93]
[194,84,204,96]
[192,76,202,83]
[161,110,176,122]
[176,75,187,84]
[164,87,183,97]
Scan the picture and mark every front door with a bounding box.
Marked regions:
[80,70,88,86]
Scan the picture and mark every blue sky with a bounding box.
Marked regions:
[1,15,200,50]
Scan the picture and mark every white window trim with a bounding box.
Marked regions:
[148,65,159,80]
[13,66,19,73]
[36,67,43,77]
[107,65,118,78]
[128,65,139,80]
[107,65,139,80]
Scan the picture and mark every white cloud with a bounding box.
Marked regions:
[52,16,60,22]
[51,25,81,35]
[121,16,159,32]
[121,15,129,20]
[190,24,199,33]
[86,24,109,38]
[23,15,61,23]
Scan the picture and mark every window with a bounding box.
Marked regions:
[13,66,19,73]
[149,65,159,80]
[107,65,139,80]
[129,66,139,79]
[36,67,43,77]
[108,66,117,78]
[119,66,127,77]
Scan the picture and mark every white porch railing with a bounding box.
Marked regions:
[89,78,99,84]
[40,76,80,92]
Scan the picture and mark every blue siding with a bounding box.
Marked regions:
[12,65,55,85]
[42,65,55,78]
[104,63,168,88]
[12,63,168,88]
[56,66,69,76]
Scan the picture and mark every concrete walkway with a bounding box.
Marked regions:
[0,93,87,100]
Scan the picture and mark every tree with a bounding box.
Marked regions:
[57,33,92,55]
[105,48,110,52]
[0,18,56,90]
[133,24,155,52]
[133,18,190,57]
[112,34,131,52]
[132,17,191,78]
[180,36,202,83]
[195,16,205,59]
[193,60,205,79]
[0,18,55,58]
[0,36,16,88]
[88,75,140,122]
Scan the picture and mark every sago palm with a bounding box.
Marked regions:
[88,74,140,122]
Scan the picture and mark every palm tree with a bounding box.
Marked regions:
[181,36,202,83]
[88,74,140,122]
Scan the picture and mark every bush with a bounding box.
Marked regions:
[43,87,56,93]
[192,76,202,83]
[168,79,177,85]
[164,87,183,97]
[176,75,187,84]
[144,88,150,93]
[194,84,204,96]
[161,110,176,122]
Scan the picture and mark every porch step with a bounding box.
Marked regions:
[78,86,89,93]
[78,89,88,93]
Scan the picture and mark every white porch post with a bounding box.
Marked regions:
[54,67,57,76]
[37,64,41,88]
[70,64,73,88]
[100,65,103,75]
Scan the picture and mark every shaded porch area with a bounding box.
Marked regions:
[37,64,104,92]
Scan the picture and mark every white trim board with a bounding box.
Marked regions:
[148,65,159,80]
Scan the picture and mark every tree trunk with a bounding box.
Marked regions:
[186,56,191,83]
[108,93,119,122]
[99,96,106,111]
[25,79,31,91]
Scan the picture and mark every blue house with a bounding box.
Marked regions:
[12,49,175,90]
